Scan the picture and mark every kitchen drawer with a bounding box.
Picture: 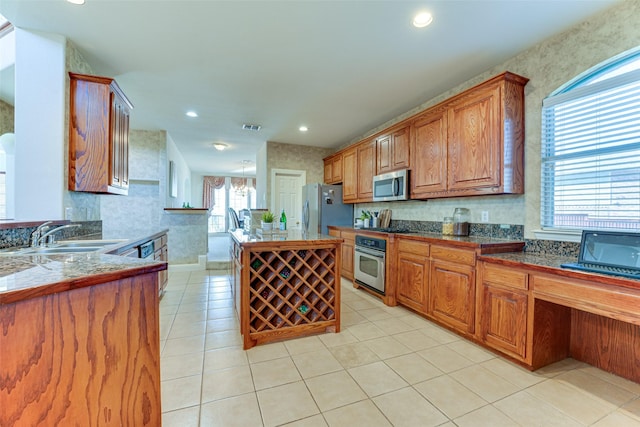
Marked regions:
[120,247,139,258]
[341,230,355,242]
[398,239,429,256]
[430,245,475,265]
[532,274,640,326]
[153,237,163,250]
[481,262,528,290]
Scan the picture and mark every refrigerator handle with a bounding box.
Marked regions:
[302,200,310,233]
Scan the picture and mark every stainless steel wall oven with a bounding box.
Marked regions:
[354,235,386,294]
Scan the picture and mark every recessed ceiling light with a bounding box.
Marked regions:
[299,126,308,132]
[186,111,198,118]
[213,143,228,151]
[413,12,433,28]
[67,0,85,4]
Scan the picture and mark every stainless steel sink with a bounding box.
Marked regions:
[55,239,127,248]
[0,239,127,256]
[28,246,105,254]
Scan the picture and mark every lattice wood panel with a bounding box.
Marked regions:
[248,248,336,333]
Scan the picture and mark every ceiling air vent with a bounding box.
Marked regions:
[242,124,262,131]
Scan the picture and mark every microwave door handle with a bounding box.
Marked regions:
[392,177,399,196]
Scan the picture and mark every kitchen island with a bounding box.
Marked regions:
[230,229,342,350]
[0,252,166,426]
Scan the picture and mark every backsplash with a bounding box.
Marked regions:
[390,219,524,240]
[0,221,102,249]
[389,219,580,257]
[524,239,580,258]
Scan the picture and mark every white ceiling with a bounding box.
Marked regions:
[0,0,620,176]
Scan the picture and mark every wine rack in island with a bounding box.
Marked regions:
[231,234,342,350]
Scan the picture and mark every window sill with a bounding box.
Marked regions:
[532,229,582,243]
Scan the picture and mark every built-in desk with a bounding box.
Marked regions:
[478,252,640,383]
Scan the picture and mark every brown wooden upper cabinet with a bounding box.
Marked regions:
[323,153,343,184]
[342,148,358,202]
[342,139,376,203]
[357,139,375,201]
[69,72,133,195]
[327,71,527,204]
[376,125,410,175]
[410,109,448,196]
[411,72,528,199]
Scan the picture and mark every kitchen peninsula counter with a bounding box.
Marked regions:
[0,252,166,304]
[230,229,342,349]
[0,251,166,426]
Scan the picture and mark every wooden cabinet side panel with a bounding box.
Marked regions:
[410,111,447,197]
[0,274,161,426]
[570,310,640,383]
[502,79,526,194]
[69,79,111,192]
[531,299,571,369]
[447,86,501,191]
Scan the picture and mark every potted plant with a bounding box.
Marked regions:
[360,210,371,228]
[261,211,275,230]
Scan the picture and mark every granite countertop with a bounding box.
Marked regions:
[230,229,342,246]
[329,226,525,250]
[0,253,166,305]
[0,229,171,305]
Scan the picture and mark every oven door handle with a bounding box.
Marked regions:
[355,246,385,259]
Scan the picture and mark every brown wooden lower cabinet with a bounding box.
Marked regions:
[329,228,355,281]
[477,263,529,361]
[0,273,161,426]
[396,239,429,313]
[428,245,476,335]
[154,233,169,296]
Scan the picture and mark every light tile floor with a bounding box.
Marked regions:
[160,270,640,427]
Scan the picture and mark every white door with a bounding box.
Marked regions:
[271,169,305,229]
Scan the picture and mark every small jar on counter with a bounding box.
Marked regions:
[453,208,470,236]
[442,217,454,235]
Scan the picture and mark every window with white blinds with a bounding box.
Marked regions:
[541,52,640,231]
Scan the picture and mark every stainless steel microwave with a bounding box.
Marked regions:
[372,169,409,202]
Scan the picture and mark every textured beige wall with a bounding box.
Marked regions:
[353,0,640,238]
[265,141,333,209]
[62,40,100,219]
[0,100,14,136]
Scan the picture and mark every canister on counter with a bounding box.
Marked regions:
[453,208,470,236]
[442,217,454,235]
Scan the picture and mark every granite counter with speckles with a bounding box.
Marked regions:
[0,252,166,305]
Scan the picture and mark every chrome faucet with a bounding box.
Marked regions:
[33,223,82,247]
[30,221,53,247]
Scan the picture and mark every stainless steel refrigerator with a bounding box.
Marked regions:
[302,183,354,235]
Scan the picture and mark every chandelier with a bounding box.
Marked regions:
[235,160,250,196]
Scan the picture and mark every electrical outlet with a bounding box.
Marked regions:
[481,211,489,223]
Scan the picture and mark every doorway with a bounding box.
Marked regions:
[270,169,306,230]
